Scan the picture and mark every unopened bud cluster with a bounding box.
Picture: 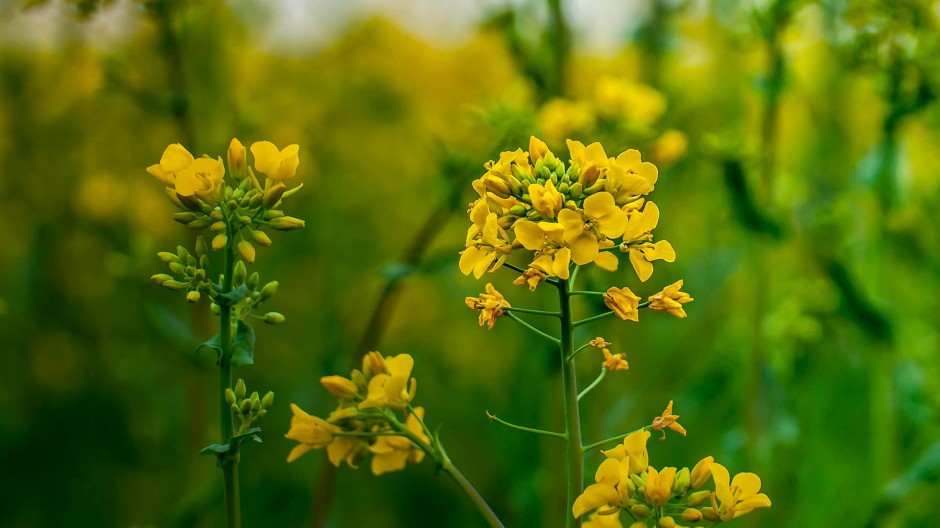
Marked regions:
[225,378,275,435]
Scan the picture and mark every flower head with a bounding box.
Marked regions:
[359,353,417,410]
[602,348,629,371]
[465,284,511,329]
[710,462,772,521]
[251,141,300,182]
[602,429,650,474]
[604,286,640,321]
[651,400,686,439]
[644,466,677,506]
[285,403,336,462]
[648,280,693,318]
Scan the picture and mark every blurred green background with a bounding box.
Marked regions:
[2,0,940,526]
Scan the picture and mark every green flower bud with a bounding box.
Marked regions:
[681,508,703,523]
[231,403,240,415]
[558,182,570,194]
[247,272,260,290]
[210,210,223,221]
[569,182,583,198]
[238,215,252,225]
[630,504,651,518]
[186,291,201,303]
[687,490,711,507]
[240,399,252,414]
[260,281,279,300]
[225,388,237,405]
[268,216,305,231]
[248,191,264,208]
[251,230,272,247]
[169,262,186,275]
[673,467,690,496]
[211,221,226,232]
[262,183,287,209]
[256,409,267,419]
[172,212,199,224]
[150,273,173,285]
[157,252,179,264]
[161,280,189,291]
[233,260,247,286]
[263,312,285,324]
[263,209,284,220]
[658,516,676,528]
[262,391,274,408]
[210,303,221,316]
[187,217,212,230]
[195,235,208,256]
[235,379,247,399]
[509,204,527,217]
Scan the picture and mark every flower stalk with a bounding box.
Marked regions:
[218,219,240,528]
[557,277,583,528]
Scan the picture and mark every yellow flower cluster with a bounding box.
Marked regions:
[574,431,771,527]
[460,137,675,283]
[286,352,432,476]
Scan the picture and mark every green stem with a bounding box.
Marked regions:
[506,312,561,345]
[577,369,607,402]
[557,278,583,528]
[506,307,561,318]
[569,291,605,297]
[486,411,566,439]
[572,310,616,327]
[219,223,241,528]
[441,458,506,528]
[569,341,593,360]
[582,426,653,454]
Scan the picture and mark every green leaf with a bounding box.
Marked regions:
[218,284,249,307]
[231,320,255,366]
[199,443,230,456]
[194,334,222,361]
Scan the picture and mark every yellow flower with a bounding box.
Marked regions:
[513,267,547,291]
[644,466,677,506]
[465,283,511,329]
[228,137,247,178]
[593,76,666,126]
[606,150,657,204]
[603,286,640,321]
[537,98,595,144]
[651,400,686,439]
[649,129,688,167]
[690,456,714,489]
[589,337,612,349]
[710,463,772,521]
[529,136,551,162]
[621,202,675,282]
[648,280,693,318]
[583,512,623,528]
[250,141,300,182]
[513,220,571,279]
[369,407,429,475]
[285,403,336,462]
[602,429,650,474]
[146,143,194,187]
[602,348,629,371]
[572,457,631,518]
[175,156,226,205]
[459,200,512,278]
[359,353,417,410]
[320,375,359,399]
[528,180,564,219]
[566,139,609,188]
[326,437,362,469]
[557,192,627,267]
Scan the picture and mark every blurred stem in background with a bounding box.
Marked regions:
[218,223,241,528]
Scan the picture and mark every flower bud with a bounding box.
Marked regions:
[233,260,247,286]
[260,281,279,300]
[157,251,179,264]
[210,303,221,315]
[238,241,256,264]
[509,204,527,217]
[210,210,223,221]
[321,376,359,399]
[701,507,719,522]
[195,235,208,256]
[261,391,274,408]
[172,212,199,224]
[262,183,287,209]
[150,273,173,285]
[263,312,285,324]
[169,262,186,275]
[228,138,246,180]
[256,409,267,419]
[681,508,703,523]
[225,388,237,405]
[251,230,272,247]
[687,490,711,507]
[690,456,714,489]
[212,234,228,251]
[657,516,675,528]
[211,221,226,232]
[161,280,189,291]
[263,209,284,219]
[187,217,212,230]
[238,215,252,225]
[235,378,246,400]
[186,291,201,303]
[268,216,305,231]
[247,272,260,290]
[630,504,651,518]
[673,467,690,495]
[240,399,253,414]
[248,191,264,208]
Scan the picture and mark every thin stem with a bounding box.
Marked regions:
[582,426,653,454]
[557,278,583,528]
[486,411,566,440]
[569,341,593,360]
[568,264,581,289]
[569,291,605,297]
[572,310,616,328]
[219,221,240,528]
[506,307,561,318]
[506,312,561,345]
[577,369,607,402]
[441,458,506,528]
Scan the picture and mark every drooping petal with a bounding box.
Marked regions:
[572,483,620,518]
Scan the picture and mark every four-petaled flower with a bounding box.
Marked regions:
[250,141,300,182]
[709,462,772,521]
[285,403,336,462]
[604,286,640,321]
[648,280,693,318]
[465,284,511,329]
[360,353,417,410]
[651,400,686,439]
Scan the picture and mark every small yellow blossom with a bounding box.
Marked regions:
[690,456,714,489]
[513,267,547,291]
[528,180,564,219]
[603,286,640,321]
[649,129,688,167]
[589,337,611,349]
[710,463,772,521]
[593,76,666,126]
[359,353,417,410]
[602,429,650,474]
[644,466,677,506]
[621,202,675,281]
[529,136,551,162]
[513,220,572,279]
[537,98,595,144]
[651,400,687,439]
[459,200,512,278]
[465,283,511,329]
[648,280,693,318]
[606,150,657,204]
[369,407,429,475]
[146,143,194,187]
[250,141,300,182]
[320,375,359,399]
[557,191,627,266]
[175,156,226,205]
[285,403,336,462]
[572,457,631,518]
[602,348,629,371]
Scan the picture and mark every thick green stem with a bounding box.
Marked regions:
[557,278,583,528]
[219,225,240,528]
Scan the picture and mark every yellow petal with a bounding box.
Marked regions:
[569,233,599,265]
[160,143,194,173]
[572,483,620,518]
[629,249,654,282]
[594,251,619,271]
[553,248,571,279]
[250,141,281,177]
[286,443,313,463]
